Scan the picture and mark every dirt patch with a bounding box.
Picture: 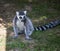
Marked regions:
[0,24,7,51]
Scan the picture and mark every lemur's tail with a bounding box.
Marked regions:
[34,20,60,31]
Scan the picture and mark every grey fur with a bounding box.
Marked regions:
[13,11,34,40]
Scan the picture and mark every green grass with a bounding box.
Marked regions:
[7,41,25,49]
[31,26,60,51]
[6,26,60,51]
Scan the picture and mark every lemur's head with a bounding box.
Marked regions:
[16,10,27,22]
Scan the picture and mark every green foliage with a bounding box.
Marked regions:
[6,41,26,50]
[32,26,60,51]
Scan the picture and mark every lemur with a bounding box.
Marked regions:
[13,10,60,40]
[13,10,34,40]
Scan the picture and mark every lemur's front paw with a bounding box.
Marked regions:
[25,37,32,40]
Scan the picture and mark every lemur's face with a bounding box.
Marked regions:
[16,11,27,22]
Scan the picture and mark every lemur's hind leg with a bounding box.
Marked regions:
[24,27,32,40]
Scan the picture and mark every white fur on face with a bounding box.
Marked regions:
[16,11,20,19]
[16,11,27,20]
[24,11,27,15]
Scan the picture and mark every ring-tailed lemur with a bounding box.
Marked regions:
[13,10,60,40]
[13,10,34,40]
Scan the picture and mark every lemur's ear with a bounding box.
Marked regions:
[16,11,19,16]
[24,11,27,15]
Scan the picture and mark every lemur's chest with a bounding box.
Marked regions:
[16,20,25,30]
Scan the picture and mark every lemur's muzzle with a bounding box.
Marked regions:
[21,19,26,22]
[21,17,26,22]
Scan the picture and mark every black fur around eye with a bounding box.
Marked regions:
[19,17,22,19]
[24,16,25,18]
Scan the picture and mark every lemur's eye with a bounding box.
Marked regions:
[19,17,22,19]
[24,16,25,18]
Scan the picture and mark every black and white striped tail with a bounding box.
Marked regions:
[34,20,60,31]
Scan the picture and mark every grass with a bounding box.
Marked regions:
[7,41,25,50]
[32,26,60,51]
[0,0,60,51]
[6,26,60,51]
